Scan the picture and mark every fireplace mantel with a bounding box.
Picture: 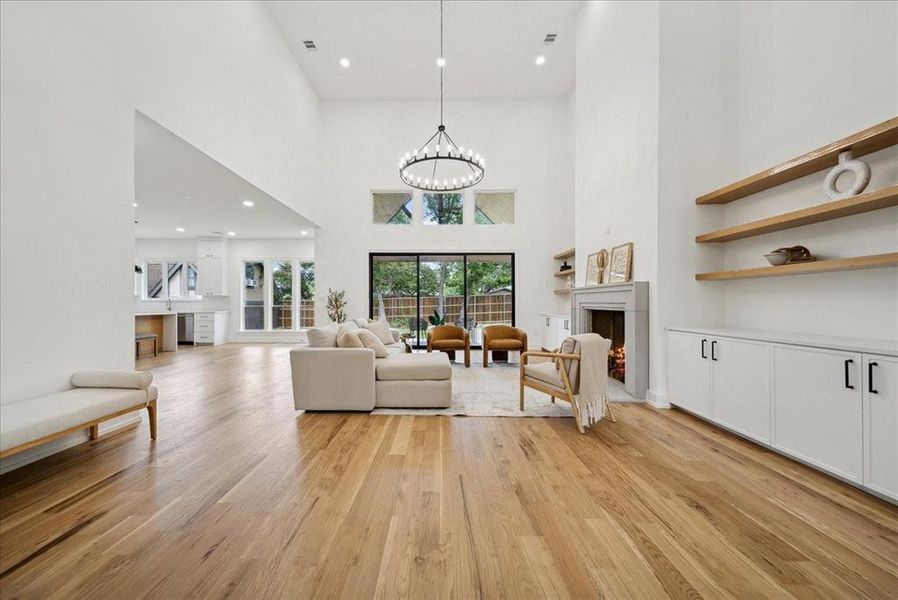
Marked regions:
[570,282,649,400]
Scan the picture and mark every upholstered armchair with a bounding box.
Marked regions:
[481,325,528,368]
[427,324,470,367]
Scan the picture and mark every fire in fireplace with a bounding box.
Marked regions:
[590,310,626,383]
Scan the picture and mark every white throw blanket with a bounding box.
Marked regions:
[570,333,611,428]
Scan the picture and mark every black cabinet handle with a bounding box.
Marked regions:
[844,359,855,390]
[711,340,718,361]
[701,339,707,359]
[869,361,879,394]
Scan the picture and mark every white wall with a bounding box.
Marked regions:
[0,1,320,406]
[313,99,574,346]
[574,1,661,397]
[575,0,898,403]
[656,0,897,346]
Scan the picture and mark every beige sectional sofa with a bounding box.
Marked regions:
[290,320,452,411]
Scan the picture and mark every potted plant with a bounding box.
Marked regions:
[427,309,445,327]
[326,288,347,324]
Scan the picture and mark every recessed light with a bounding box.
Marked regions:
[535,55,546,66]
[339,58,350,68]
[176,227,185,232]
[242,200,254,207]
[227,231,236,236]
[133,202,138,207]
[300,230,309,236]
[436,57,446,68]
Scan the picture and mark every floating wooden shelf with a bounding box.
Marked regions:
[696,253,898,281]
[553,248,575,260]
[553,269,575,278]
[553,288,573,295]
[696,185,898,243]
[696,117,898,205]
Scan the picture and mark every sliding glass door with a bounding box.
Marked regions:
[369,253,514,348]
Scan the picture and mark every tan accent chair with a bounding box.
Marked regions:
[520,337,616,433]
[481,325,528,368]
[427,324,470,367]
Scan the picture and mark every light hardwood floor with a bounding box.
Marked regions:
[1,344,896,598]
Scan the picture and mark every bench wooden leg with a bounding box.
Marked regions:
[146,400,157,440]
[89,424,99,440]
[153,338,157,357]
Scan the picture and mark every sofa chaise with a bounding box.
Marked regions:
[290,321,452,411]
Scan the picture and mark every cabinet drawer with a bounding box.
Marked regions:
[194,322,213,331]
[194,332,214,343]
[195,312,214,322]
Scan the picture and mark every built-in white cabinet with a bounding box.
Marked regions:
[541,314,570,349]
[667,332,712,417]
[668,332,770,440]
[193,311,228,345]
[773,346,863,483]
[863,354,898,499]
[712,338,771,443]
[668,327,897,502]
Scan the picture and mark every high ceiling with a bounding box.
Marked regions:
[134,112,316,239]
[264,0,581,100]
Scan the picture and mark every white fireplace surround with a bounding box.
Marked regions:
[570,282,649,400]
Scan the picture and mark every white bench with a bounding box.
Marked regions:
[0,371,158,459]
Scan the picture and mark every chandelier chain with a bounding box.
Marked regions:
[439,0,443,126]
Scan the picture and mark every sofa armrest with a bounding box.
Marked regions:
[289,348,376,411]
[391,328,401,343]
[70,370,153,390]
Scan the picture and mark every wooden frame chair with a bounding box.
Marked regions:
[520,350,616,433]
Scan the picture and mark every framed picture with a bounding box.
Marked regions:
[585,249,608,286]
[608,242,633,283]
[585,252,601,285]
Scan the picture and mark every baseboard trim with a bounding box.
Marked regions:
[646,389,670,409]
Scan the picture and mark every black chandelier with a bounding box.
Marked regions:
[398,0,484,192]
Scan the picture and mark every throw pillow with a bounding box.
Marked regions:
[307,325,338,348]
[342,320,360,332]
[336,330,364,349]
[364,319,394,345]
[352,317,370,328]
[356,329,389,358]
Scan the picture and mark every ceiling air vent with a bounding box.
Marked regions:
[544,33,558,45]
[302,39,317,51]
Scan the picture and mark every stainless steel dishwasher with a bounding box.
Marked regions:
[177,313,194,344]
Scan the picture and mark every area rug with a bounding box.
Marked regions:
[372,356,633,417]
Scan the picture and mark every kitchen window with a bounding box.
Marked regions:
[240,259,314,331]
[142,260,198,299]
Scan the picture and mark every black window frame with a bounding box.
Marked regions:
[368,252,516,349]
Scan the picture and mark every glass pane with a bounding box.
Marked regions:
[466,254,513,345]
[300,261,315,328]
[419,256,464,344]
[423,193,463,225]
[373,192,413,224]
[271,261,293,330]
[166,262,183,297]
[243,261,265,330]
[186,262,198,297]
[474,192,514,224]
[146,262,164,298]
[371,255,418,342]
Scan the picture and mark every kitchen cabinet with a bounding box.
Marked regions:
[773,346,863,483]
[197,240,225,259]
[863,354,898,500]
[193,311,228,345]
[198,257,224,296]
[667,331,711,417]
